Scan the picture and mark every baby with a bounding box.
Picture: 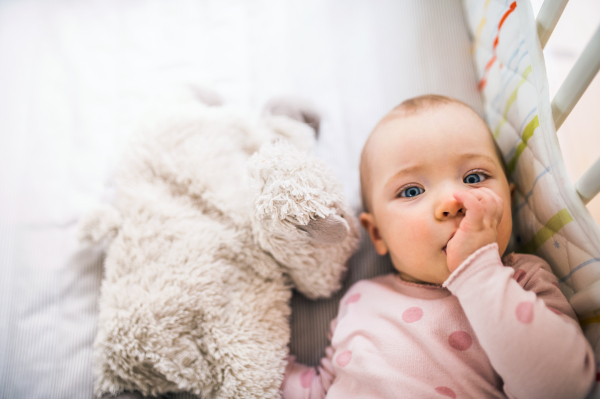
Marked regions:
[281,95,595,398]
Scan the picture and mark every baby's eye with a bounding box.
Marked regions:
[399,186,424,198]
[463,172,487,184]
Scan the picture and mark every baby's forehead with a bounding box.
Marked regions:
[366,105,504,170]
[373,103,490,145]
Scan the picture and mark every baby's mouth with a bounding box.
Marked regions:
[442,233,456,255]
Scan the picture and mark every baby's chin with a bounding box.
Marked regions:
[394,258,450,286]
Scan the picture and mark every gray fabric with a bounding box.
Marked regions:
[289,228,395,366]
[103,393,157,399]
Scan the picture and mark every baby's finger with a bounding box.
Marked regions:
[477,187,501,203]
[478,187,504,225]
[467,189,495,219]
[490,190,504,225]
[453,191,484,225]
[466,188,485,200]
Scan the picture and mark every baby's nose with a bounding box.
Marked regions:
[443,208,465,217]
[436,196,465,219]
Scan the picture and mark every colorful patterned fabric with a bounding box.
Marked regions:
[463,0,600,386]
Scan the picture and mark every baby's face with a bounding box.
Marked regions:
[360,103,514,285]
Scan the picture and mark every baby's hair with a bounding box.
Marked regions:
[389,94,455,117]
[360,94,509,213]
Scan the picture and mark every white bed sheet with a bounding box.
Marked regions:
[0,0,482,397]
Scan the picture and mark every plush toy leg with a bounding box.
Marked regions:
[248,140,359,299]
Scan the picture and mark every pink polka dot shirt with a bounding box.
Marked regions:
[281,243,595,399]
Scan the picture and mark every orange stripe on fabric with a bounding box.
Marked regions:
[478,55,497,90]
[484,55,497,71]
[498,2,517,30]
[478,2,517,91]
[478,78,487,91]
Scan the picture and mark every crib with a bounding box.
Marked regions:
[1,0,599,398]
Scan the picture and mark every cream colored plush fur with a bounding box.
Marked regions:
[79,95,359,399]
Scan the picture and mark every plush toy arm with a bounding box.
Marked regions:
[77,204,122,245]
[248,140,359,300]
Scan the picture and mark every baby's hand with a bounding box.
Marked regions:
[446,188,504,273]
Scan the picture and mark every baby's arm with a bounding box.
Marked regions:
[444,188,594,398]
[281,320,337,399]
[443,245,595,399]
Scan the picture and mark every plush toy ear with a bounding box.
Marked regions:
[188,85,223,107]
[262,96,321,136]
[296,214,349,244]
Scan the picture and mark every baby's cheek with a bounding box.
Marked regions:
[386,213,432,253]
[497,202,513,251]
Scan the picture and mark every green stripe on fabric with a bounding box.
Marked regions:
[493,65,534,140]
[507,115,539,174]
[493,119,506,139]
[503,65,533,118]
[520,209,574,254]
[581,314,600,327]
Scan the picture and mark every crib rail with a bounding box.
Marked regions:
[536,2,600,204]
[549,24,600,131]
[576,157,600,206]
[536,0,569,49]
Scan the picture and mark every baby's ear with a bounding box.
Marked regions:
[509,182,516,200]
[359,212,388,255]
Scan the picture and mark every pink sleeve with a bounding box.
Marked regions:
[281,319,337,399]
[443,243,595,399]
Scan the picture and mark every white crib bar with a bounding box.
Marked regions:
[550,24,600,130]
[575,156,600,205]
[536,0,569,49]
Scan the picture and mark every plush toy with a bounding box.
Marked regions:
[79,92,359,399]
